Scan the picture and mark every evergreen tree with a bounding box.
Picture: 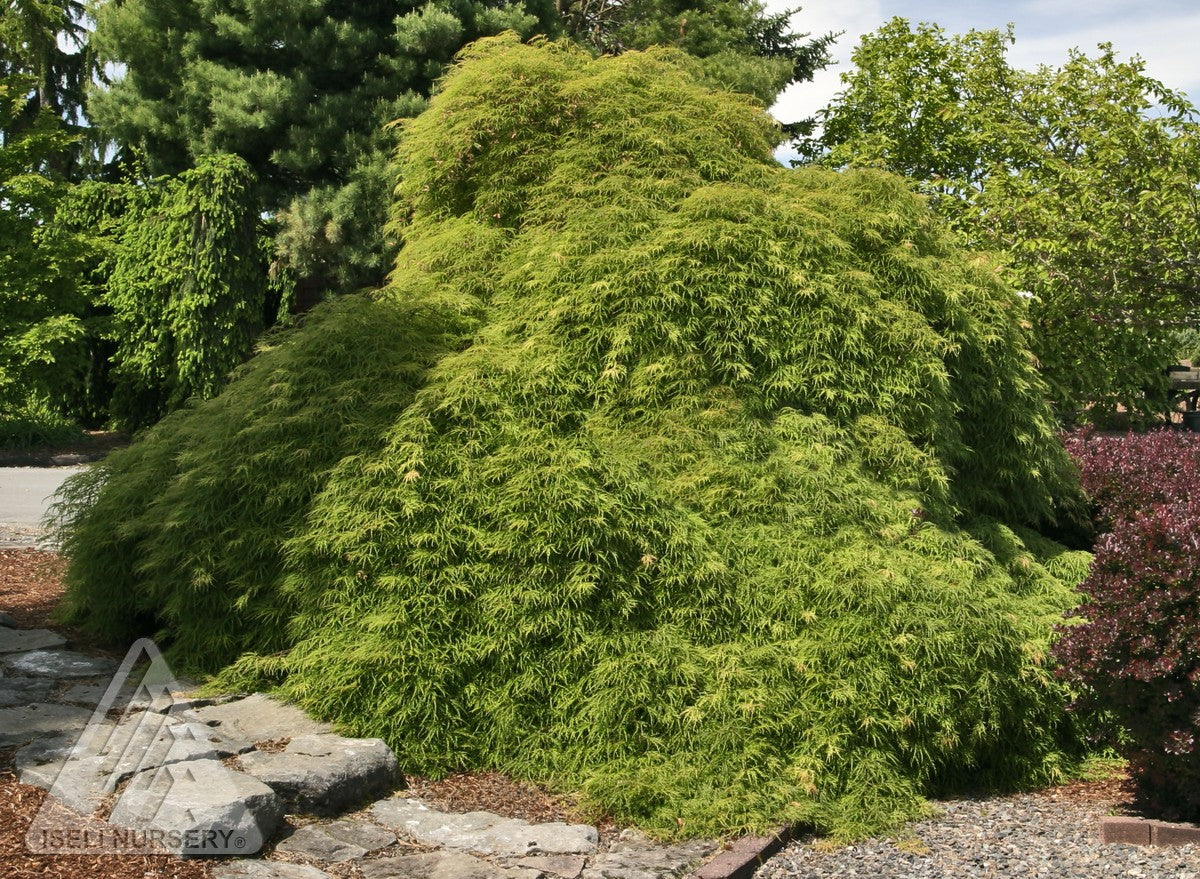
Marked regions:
[87,0,832,296]
[1,0,99,176]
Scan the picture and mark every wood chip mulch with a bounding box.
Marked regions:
[404,770,588,826]
[0,548,67,628]
[0,769,214,879]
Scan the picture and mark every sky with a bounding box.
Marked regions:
[768,0,1200,133]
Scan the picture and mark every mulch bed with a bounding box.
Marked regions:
[0,769,214,879]
[1,548,67,628]
[405,770,600,828]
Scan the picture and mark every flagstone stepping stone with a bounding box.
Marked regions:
[214,863,332,879]
[514,854,588,878]
[18,711,251,813]
[239,734,400,814]
[193,694,333,748]
[0,627,66,653]
[276,818,396,862]
[110,758,283,857]
[0,702,92,746]
[371,797,599,858]
[56,676,159,709]
[0,673,54,707]
[578,834,716,879]
[4,648,118,678]
[359,851,540,879]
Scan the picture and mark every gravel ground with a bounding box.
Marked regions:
[757,784,1199,879]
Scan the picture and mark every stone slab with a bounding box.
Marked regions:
[4,649,118,678]
[0,673,55,707]
[18,711,245,814]
[584,836,716,879]
[239,733,399,815]
[110,758,283,857]
[515,854,587,878]
[276,818,396,862]
[192,694,332,747]
[0,628,67,654]
[0,702,93,747]
[214,861,333,879]
[1099,816,1152,846]
[372,796,598,857]
[57,677,148,708]
[359,851,539,879]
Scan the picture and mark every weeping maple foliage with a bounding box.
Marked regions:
[54,37,1094,839]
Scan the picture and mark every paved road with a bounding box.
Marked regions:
[0,466,88,530]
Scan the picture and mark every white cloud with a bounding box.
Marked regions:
[1009,12,1200,98]
[765,0,885,124]
[764,1,1200,130]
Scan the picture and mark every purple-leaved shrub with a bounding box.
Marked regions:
[1064,428,1200,527]
[1055,429,1200,820]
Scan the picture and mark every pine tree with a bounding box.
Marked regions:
[87,0,832,295]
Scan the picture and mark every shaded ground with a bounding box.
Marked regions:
[0,430,128,467]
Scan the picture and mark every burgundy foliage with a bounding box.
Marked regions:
[1054,429,1200,820]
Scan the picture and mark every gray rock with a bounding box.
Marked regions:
[18,711,245,814]
[0,673,54,707]
[0,628,67,654]
[239,733,400,815]
[4,649,118,678]
[57,677,140,708]
[50,453,92,466]
[14,731,83,790]
[372,797,599,858]
[276,819,396,862]
[192,694,333,747]
[515,854,588,878]
[359,851,540,879]
[579,837,716,879]
[213,861,332,879]
[110,758,283,857]
[0,702,92,746]
[0,610,15,627]
[14,731,78,771]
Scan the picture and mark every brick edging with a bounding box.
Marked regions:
[687,825,798,879]
[1100,815,1200,847]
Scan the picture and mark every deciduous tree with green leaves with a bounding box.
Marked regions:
[0,74,95,417]
[56,38,1095,842]
[803,18,1200,421]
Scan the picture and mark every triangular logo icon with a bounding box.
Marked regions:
[24,638,268,856]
